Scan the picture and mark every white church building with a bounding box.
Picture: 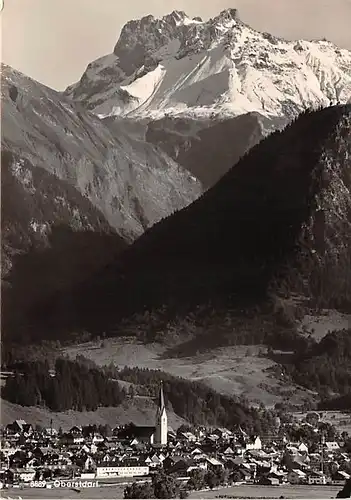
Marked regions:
[154,382,168,447]
[119,382,168,447]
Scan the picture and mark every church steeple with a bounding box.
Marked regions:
[159,381,165,411]
[154,381,167,446]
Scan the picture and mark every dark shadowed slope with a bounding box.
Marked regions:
[25,105,351,340]
[1,150,127,342]
[145,112,287,188]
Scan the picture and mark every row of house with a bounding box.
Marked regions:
[1,393,350,490]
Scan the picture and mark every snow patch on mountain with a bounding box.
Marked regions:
[10,158,36,194]
[65,9,351,121]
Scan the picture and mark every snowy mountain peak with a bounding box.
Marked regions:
[163,10,188,25]
[113,9,206,71]
[212,8,240,24]
[66,9,351,121]
[113,8,241,64]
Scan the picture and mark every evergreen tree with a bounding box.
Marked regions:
[124,482,155,499]
[187,469,205,491]
[337,478,351,498]
[152,473,178,499]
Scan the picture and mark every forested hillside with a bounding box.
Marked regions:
[1,356,277,433]
[284,329,351,397]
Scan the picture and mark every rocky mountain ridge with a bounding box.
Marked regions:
[2,64,201,242]
[64,8,351,187]
[66,9,351,121]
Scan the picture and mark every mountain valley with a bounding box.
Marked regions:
[1,8,351,415]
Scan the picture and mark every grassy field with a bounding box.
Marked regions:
[298,309,350,341]
[4,483,341,499]
[4,484,126,498]
[293,410,351,436]
[189,484,341,498]
[63,339,315,407]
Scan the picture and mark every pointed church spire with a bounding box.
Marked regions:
[159,380,165,411]
[155,381,168,446]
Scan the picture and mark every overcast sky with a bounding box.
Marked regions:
[1,0,351,90]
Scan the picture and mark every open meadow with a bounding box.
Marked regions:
[189,484,341,498]
[62,339,315,407]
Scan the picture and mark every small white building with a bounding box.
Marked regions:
[18,469,36,482]
[325,441,340,452]
[246,436,262,451]
[45,428,58,437]
[80,472,96,480]
[298,443,309,453]
[206,457,224,470]
[92,433,104,444]
[95,465,149,478]
[84,456,96,471]
[181,432,197,443]
[307,471,327,485]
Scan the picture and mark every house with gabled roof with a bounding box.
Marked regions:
[148,453,162,468]
[325,441,340,452]
[213,428,233,441]
[191,447,204,456]
[298,442,309,454]
[6,420,32,438]
[206,457,224,470]
[119,423,155,445]
[45,427,58,437]
[223,446,235,456]
[180,432,197,443]
[288,469,307,484]
[331,470,351,485]
[84,456,96,472]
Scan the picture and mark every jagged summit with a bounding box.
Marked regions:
[115,8,239,48]
[213,8,240,22]
[111,8,228,78]
[65,8,351,121]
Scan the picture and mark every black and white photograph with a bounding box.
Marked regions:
[1,0,351,498]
